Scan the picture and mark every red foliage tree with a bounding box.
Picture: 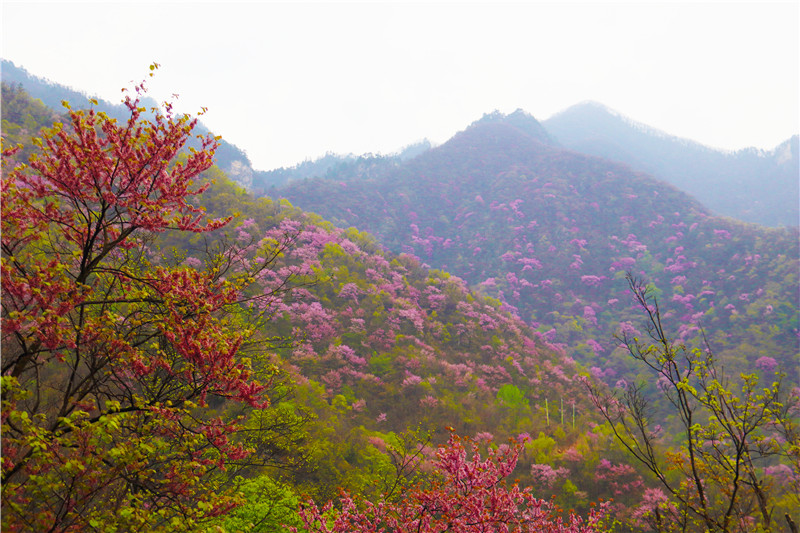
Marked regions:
[1,73,280,531]
[295,432,609,532]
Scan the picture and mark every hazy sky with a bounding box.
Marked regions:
[2,1,798,170]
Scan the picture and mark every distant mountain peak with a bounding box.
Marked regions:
[466,108,554,146]
[773,135,798,166]
[548,101,699,149]
[558,100,611,112]
[543,102,799,227]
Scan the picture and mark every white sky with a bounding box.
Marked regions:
[2,1,798,170]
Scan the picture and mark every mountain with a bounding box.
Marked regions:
[273,110,799,388]
[0,59,258,189]
[1,79,638,517]
[543,101,799,227]
[1,82,61,162]
[250,139,433,193]
[252,152,401,193]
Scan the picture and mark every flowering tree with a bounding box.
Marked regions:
[295,432,610,532]
[1,72,290,531]
[586,274,800,533]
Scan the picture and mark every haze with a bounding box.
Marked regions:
[2,1,798,170]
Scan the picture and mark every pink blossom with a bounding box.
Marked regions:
[583,306,598,326]
[586,339,603,355]
[182,256,203,269]
[530,463,569,491]
[756,356,778,373]
[581,275,606,287]
[402,372,423,388]
[338,282,361,302]
[420,395,439,408]
[474,431,494,443]
[631,488,678,530]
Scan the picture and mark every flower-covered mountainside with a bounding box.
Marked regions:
[184,177,630,509]
[274,110,799,390]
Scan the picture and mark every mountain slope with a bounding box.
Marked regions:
[543,101,799,227]
[152,169,639,515]
[274,111,799,386]
[250,139,433,194]
[1,59,257,188]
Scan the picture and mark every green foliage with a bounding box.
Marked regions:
[588,275,800,532]
[219,475,301,533]
[0,78,309,532]
[526,432,557,463]
[11,70,796,531]
[496,383,529,408]
[1,82,60,161]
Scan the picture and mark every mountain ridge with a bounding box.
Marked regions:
[543,101,799,227]
[8,55,793,229]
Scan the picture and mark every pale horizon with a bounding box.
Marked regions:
[2,1,798,170]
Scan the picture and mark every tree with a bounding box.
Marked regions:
[294,432,610,532]
[1,72,296,531]
[220,474,302,532]
[586,274,800,533]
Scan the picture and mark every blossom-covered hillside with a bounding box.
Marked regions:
[181,176,639,513]
[274,111,799,390]
[2,84,648,528]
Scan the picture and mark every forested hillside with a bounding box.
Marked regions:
[275,110,799,390]
[250,139,433,193]
[183,178,631,507]
[2,74,798,533]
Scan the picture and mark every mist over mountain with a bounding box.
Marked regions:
[11,54,793,229]
[543,101,799,227]
[251,139,433,192]
[274,110,799,386]
[1,59,258,188]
